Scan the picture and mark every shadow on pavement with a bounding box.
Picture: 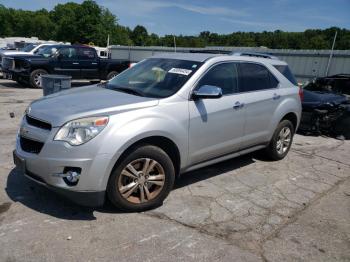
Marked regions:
[175,154,256,189]
[6,153,259,221]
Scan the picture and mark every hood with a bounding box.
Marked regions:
[0,51,32,56]
[302,89,348,108]
[14,55,47,61]
[28,85,159,127]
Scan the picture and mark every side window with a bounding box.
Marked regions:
[34,46,46,54]
[197,63,238,95]
[79,48,96,59]
[273,65,298,86]
[59,47,78,59]
[238,63,278,92]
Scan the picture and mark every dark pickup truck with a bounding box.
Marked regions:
[2,45,130,88]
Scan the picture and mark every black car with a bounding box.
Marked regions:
[304,74,350,96]
[1,45,130,88]
[299,88,350,139]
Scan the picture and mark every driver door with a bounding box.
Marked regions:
[188,62,246,165]
[53,47,80,78]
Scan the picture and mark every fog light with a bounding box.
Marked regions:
[52,168,81,186]
[66,171,80,183]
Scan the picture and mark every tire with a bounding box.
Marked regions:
[30,69,48,89]
[265,120,294,160]
[107,145,175,212]
[334,116,350,139]
[107,71,119,80]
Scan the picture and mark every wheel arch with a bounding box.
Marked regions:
[281,112,298,131]
[110,135,181,179]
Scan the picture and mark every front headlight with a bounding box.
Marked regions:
[54,116,109,146]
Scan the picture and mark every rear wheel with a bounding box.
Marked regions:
[107,71,119,80]
[265,120,294,160]
[30,69,48,88]
[107,145,175,211]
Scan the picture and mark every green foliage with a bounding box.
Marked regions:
[0,1,349,50]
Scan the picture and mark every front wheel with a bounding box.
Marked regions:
[107,145,175,211]
[30,69,48,88]
[265,120,294,160]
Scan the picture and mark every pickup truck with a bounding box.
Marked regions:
[2,45,131,88]
[0,43,56,78]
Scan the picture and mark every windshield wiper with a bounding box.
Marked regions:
[113,87,145,97]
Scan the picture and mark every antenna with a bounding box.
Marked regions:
[325,31,337,76]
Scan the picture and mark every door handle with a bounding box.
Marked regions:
[91,62,97,65]
[273,93,281,100]
[233,101,244,110]
[72,62,79,65]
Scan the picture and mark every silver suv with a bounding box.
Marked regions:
[13,53,302,211]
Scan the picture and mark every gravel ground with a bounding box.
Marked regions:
[0,79,349,262]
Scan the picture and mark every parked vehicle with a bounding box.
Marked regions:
[299,88,350,139]
[13,53,302,211]
[0,43,56,78]
[302,74,350,97]
[2,45,131,88]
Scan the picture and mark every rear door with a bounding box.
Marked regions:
[238,62,280,147]
[54,47,80,78]
[188,62,246,164]
[79,48,99,79]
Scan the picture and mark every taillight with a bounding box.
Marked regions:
[298,87,304,101]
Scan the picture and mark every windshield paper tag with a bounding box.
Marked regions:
[168,68,192,76]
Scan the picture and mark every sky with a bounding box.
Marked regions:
[1,0,349,35]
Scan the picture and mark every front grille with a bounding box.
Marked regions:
[20,136,44,154]
[26,115,52,130]
[1,57,14,70]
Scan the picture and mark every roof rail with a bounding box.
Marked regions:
[230,51,279,60]
[189,49,231,54]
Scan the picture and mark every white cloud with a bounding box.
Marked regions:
[103,0,247,17]
[220,17,306,31]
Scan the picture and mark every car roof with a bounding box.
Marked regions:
[43,44,93,49]
[151,52,287,65]
[152,52,220,62]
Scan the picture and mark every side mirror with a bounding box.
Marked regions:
[192,85,223,99]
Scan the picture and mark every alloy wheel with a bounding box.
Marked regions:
[276,126,291,154]
[118,158,165,204]
[34,73,43,87]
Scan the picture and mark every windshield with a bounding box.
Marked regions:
[106,58,203,98]
[21,44,37,52]
[37,46,58,57]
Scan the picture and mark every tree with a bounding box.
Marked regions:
[0,2,349,50]
[131,25,148,46]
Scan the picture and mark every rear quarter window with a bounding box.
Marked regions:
[273,65,298,86]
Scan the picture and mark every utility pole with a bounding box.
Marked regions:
[174,36,176,53]
[325,31,337,76]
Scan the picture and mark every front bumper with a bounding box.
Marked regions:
[13,150,106,207]
[3,69,30,82]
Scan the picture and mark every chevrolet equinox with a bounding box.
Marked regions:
[13,53,302,211]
